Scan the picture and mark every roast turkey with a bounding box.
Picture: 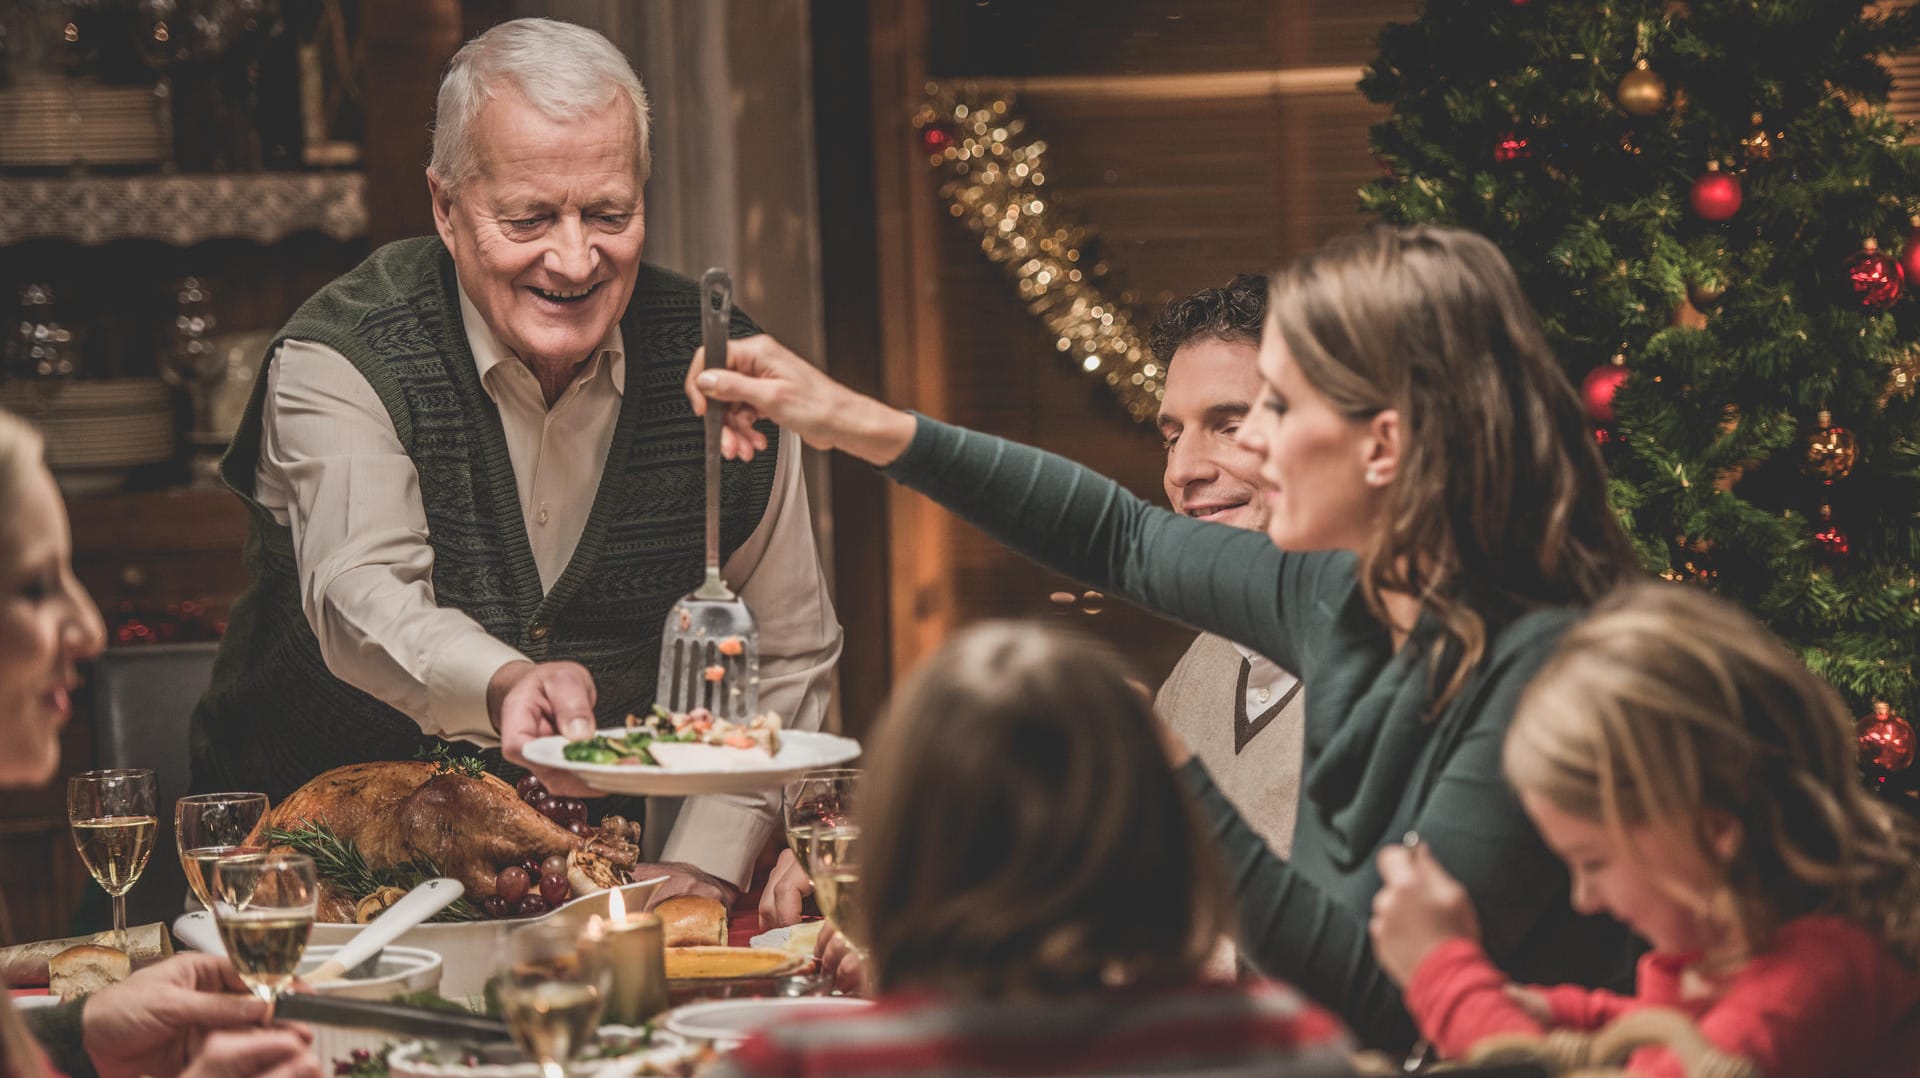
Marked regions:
[265,761,640,919]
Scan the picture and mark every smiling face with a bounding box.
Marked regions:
[429,87,645,377]
[1521,790,1736,958]
[1158,336,1268,531]
[0,456,105,787]
[1236,314,1396,552]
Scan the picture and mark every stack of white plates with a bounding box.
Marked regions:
[0,77,167,167]
[0,378,174,493]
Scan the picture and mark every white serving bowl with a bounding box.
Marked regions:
[385,1027,700,1078]
[298,944,443,1066]
[308,921,502,1006]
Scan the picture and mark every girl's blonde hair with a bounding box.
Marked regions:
[1270,226,1633,717]
[857,621,1230,997]
[1505,582,1920,966]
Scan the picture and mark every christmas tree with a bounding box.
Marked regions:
[1360,1,1920,752]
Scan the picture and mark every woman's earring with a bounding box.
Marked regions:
[1365,465,1385,486]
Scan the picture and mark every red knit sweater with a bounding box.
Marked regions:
[1406,915,1920,1077]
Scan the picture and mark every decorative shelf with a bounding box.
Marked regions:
[0,171,366,246]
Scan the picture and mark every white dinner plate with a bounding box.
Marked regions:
[661,996,872,1046]
[522,729,861,796]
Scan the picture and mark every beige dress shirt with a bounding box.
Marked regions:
[252,284,843,888]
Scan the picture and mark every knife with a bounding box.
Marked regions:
[274,993,514,1043]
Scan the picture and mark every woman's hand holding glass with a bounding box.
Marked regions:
[68,768,158,952]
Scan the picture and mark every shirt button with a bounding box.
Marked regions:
[536,506,550,525]
[530,624,550,641]
[1256,687,1271,704]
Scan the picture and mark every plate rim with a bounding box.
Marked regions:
[521,728,861,795]
[660,995,872,1042]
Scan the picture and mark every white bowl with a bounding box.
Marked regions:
[385,1027,701,1078]
[298,944,444,1066]
[660,996,872,1048]
[308,921,504,1006]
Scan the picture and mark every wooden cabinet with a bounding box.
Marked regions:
[68,487,252,626]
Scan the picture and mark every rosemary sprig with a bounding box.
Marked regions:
[268,822,485,922]
[415,744,488,778]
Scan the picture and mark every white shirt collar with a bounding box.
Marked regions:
[455,281,627,400]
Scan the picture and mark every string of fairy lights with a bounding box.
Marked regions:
[913,86,1163,423]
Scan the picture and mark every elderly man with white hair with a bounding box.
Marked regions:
[189,17,841,907]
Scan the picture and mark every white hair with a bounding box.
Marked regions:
[429,18,651,194]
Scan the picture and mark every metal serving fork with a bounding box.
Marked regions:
[655,268,761,720]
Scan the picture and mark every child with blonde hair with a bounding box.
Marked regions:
[1368,582,1920,1075]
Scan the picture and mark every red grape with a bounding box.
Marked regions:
[567,819,593,838]
[496,866,531,904]
[540,853,568,879]
[481,895,511,919]
[539,872,569,905]
[520,856,543,878]
[515,775,545,802]
[516,894,549,917]
[559,798,588,824]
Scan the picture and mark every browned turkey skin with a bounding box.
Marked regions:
[266,761,639,919]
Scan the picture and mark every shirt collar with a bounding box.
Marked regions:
[455,281,626,399]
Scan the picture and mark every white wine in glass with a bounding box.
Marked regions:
[212,852,317,1012]
[176,792,270,909]
[68,769,158,952]
[809,824,864,951]
[497,922,610,1078]
[782,768,859,878]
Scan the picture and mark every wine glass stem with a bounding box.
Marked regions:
[112,894,128,953]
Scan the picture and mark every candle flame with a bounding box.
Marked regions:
[608,886,627,924]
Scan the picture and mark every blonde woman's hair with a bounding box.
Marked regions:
[1270,225,1633,717]
[0,409,50,1076]
[857,621,1230,997]
[1505,582,1920,966]
[0,407,43,512]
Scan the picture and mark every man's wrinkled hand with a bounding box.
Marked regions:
[813,921,864,996]
[642,861,741,910]
[492,659,600,798]
[758,848,813,931]
[82,953,301,1078]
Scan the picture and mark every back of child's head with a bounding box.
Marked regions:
[1505,581,1920,963]
[856,620,1229,997]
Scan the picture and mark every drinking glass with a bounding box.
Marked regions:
[175,792,269,909]
[210,851,316,1014]
[496,922,611,1078]
[809,824,865,954]
[781,768,859,878]
[68,768,158,952]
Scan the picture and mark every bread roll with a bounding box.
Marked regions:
[49,944,129,1000]
[654,895,727,947]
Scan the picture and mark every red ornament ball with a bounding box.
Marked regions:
[1848,241,1905,311]
[1688,165,1742,221]
[1858,703,1915,777]
[920,125,953,155]
[1812,521,1851,558]
[1581,363,1629,424]
[1900,224,1920,286]
[1494,132,1531,164]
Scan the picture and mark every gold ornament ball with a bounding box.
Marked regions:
[1616,63,1669,117]
[1884,352,1919,405]
[1804,410,1858,481]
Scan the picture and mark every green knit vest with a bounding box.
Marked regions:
[189,238,779,800]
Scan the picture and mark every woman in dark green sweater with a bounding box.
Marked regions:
[688,226,1641,1050]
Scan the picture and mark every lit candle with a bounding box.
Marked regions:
[599,888,668,1026]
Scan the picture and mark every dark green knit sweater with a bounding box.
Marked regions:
[190,238,779,800]
[884,417,1636,1052]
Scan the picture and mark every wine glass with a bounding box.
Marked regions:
[210,851,316,1014]
[175,791,269,909]
[781,768,859,878]
[809,824,865,955]
[68,768,158,952]
[496,922,611,1078]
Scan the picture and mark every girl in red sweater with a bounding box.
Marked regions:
[1367,583,1920,1077]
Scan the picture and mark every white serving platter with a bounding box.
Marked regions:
[521,729,861,796]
